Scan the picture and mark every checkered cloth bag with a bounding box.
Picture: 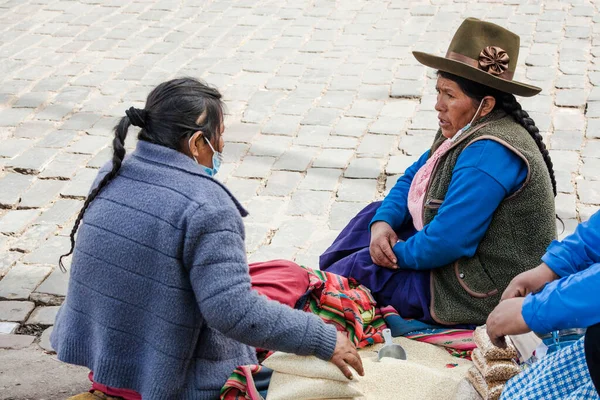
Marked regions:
[501,337,599,400]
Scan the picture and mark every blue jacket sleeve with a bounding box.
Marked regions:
[370,150,430,232]
[392,140,528,270]
[522,263,600,333]
[541,210,600,277]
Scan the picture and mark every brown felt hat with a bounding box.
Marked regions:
[413,17,541,97]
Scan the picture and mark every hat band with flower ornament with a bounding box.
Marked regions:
[412,17,541,97]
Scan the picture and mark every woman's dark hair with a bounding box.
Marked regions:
[58,77,223,272]
[437,70,558,198]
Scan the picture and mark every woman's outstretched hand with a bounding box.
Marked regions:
[330,331,365,380]
[369,221,399,269]
[501,263,559,301]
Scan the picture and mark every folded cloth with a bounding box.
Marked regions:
[262,352,348,382]
[472,348,520,381]
[467,366,505,400]
[220,365,272,400]
[249,260,310,309]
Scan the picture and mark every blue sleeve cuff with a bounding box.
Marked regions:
[542,240,586,277]
[521,293,549,333]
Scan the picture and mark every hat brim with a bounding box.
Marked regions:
[413,51,542,97]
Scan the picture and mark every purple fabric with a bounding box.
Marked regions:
[319,202,434,323]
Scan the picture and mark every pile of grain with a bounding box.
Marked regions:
[265,336,473,399]
[467,326,522,400]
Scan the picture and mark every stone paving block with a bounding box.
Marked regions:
[0,321,19,334]
[0,264,52,300]
[35,199,83,227]
[301,107,341,126]
[555,75,586,89]
[385,174,402,196]
[294,125,331,147]
[555,89,588,107]
[0,173,34,208]
[578,179,600,205]
[273,147,318,172]
[329,201,370,230]
[225,177,261,204]
[346,100,384,119]
[22,235,70,265]
[261,171,303,197]
[249,135,292,157]
[390,80,424,99]
[587,119,600,139]
[298,168,341,191]
[25,306,60,326]
[286,190,331,216]
[19,179,66,209]
[0,108,32,127]
[357,85,390,101]
[549,131,584,151]
[60,112,102,131]
[36,130,78,149]
[6,147,58,174]
[0,334,35,350]
[369,117,407,135]
[329,76,361,91]
[555,193,577,220]
[318,91,355,109]
[0,137,34,158]
[11,224,57,254]
[312,149,354,169]
[66,134,109,155]
[39,326,54,352]
[336,178,378,202]
[325,135,359,149]
[333,117,372,137]
[244,197,286,225]
[0,301,35,322]
[0,210,40,235]
[60,168,98,199]
[233,156,276,179]
[87,147,112,169]
[276,96,314,116]
[270,219,317,248]
[553,109,585,132]
[380,100,418,118]
[344,158,383,179]
[357,134,396,158]
[581,157,600,181]
[13,92,50,109]
[244,223,270,254]
[409,111,438,130]
[549,150,580,173]
[582,141,600,158]
[248,245,299,264]
[227,122,260,143]
[587,103,600,119]
[399,133,434,156]
[39,153,88,180]
[386,154,418,175]
[580,205,600,222]
[555,170,574,194]
[262,115,302,136]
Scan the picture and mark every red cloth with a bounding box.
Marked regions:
[249,259,310,308]
[89,372,142,400]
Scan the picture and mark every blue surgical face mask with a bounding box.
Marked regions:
[188,136,224,177]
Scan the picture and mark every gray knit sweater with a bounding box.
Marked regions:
[51,140,337,400]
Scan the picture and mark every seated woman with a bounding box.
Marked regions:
[487,210,600,399]
[320,18,557,327]
[51,78,363,400]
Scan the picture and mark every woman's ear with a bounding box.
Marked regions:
[480,96,496,117]
[188,131,203,159]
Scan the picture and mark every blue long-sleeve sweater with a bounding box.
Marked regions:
[371,139,528,270]
[51,141,337,400]
[522,210,600,334]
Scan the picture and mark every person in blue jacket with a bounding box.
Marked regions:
[320,18,558,326]
[487,210,600,399]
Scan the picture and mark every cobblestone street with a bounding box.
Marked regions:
[0,0,599,397]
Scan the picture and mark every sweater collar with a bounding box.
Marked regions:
[132,140,248,217]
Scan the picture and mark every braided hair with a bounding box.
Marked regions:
[437,71,558,197]
[58,78,223,272]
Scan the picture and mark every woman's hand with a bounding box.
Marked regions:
[501,263,559,301]
[369,221,399,269]
[486,297,530,347]
[330,331,365,380]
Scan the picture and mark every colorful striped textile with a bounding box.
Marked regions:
[301,265,387,348]
[220,365,265,400]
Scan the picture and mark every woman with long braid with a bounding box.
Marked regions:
[320,18,558,327]
[51,78,363,400]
